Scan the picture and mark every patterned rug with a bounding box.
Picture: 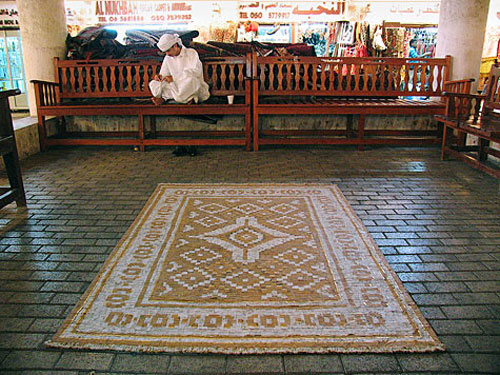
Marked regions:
[47,184,444,354]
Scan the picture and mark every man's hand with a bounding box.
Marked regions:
[153,74,173,83]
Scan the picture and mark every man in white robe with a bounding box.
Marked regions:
[149,34,210,105]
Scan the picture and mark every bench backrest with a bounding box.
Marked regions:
[483,65,500,116]
[253,55,451,97]
[54,54,251,100]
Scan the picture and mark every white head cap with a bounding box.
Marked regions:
[157,33,181,52]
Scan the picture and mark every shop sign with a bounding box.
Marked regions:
[350,0,440,24]
[94,1,193,24]
[0,1,19,29]
[239,1,346,23]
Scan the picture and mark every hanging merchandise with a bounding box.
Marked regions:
[384,27,405,57]
[372,27,386,55]
[354,22,369,57]
[331,21,357,57]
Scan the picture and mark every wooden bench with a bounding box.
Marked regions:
[32,54,252,151]
[437,65,500,178]
[251,55,470,151]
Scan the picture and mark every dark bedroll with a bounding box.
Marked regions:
[32,53,472,152]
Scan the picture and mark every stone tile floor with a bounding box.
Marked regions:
[0,145,499,374]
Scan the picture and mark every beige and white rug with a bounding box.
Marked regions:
[47,184,444,354]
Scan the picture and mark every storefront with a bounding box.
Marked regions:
[62,0,452,59]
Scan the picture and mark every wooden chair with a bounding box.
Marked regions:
[0,89,27,208]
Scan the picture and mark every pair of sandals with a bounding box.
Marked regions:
[172,146,197,157]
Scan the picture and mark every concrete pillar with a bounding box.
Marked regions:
[17,0,67,116]
[435,0,490,91]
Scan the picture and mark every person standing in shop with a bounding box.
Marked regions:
[408,38,432,59]
[149,33,210,156]
[407,39,432,93]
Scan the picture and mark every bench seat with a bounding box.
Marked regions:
[256,96,445,115]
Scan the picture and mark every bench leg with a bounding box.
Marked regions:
[441,124,450,160]
[150,116,157,139]
[37,113,48,152]
[57,116,66,137]
[457,131,467,148]
[245,110,251,152]
[479,138,489,161]
[138,115,145,152]
[346,115,355,138]
[357,115,365,151]
[253,112,259,152]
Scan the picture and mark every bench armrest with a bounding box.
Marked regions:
[31,79,58,86]
[443,78,475,94]
[442,91,484,121]
[32,80,59,107]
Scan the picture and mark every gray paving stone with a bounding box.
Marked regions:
[464,335,500,353]
[452,354,500,373]
[8,292,55,304]
[429,319,483,335]
[397,353,459,372]
[439,335,472,353]
[283,354,343,374]
[0,350,9,363]
[226,355,283,374]
[396,273,439,282]
[1,350,60,369]
[401,282,427,294]
[409,263,449,272]
[411,294,458,306]
[17,304,67,318]
[111,353,170,373]
[167,355,224,374]
[27,318,65,333]
[465,280,500,292]
[452,292,500,304]
[40,281,85,292]
[55,352,115,370]
[0,317,34,332]
[340,354,400,373]
[441,305,496,319]
[423,281,469,293]
[418,306,446,319]
[49,293,82,305]
[0,333,46,349]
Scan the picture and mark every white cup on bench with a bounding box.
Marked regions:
[227,95,234,104]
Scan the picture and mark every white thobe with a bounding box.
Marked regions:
[149,47,210,104]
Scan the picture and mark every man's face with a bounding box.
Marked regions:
[165,44,181,57]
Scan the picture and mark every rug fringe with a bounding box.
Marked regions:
[45,339,445,354]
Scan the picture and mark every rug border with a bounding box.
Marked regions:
[46,183,445,354]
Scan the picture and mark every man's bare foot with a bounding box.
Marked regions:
[152,97,164,106]
[186,99,194,105]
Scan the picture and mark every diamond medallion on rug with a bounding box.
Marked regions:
[46,184,444,354]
